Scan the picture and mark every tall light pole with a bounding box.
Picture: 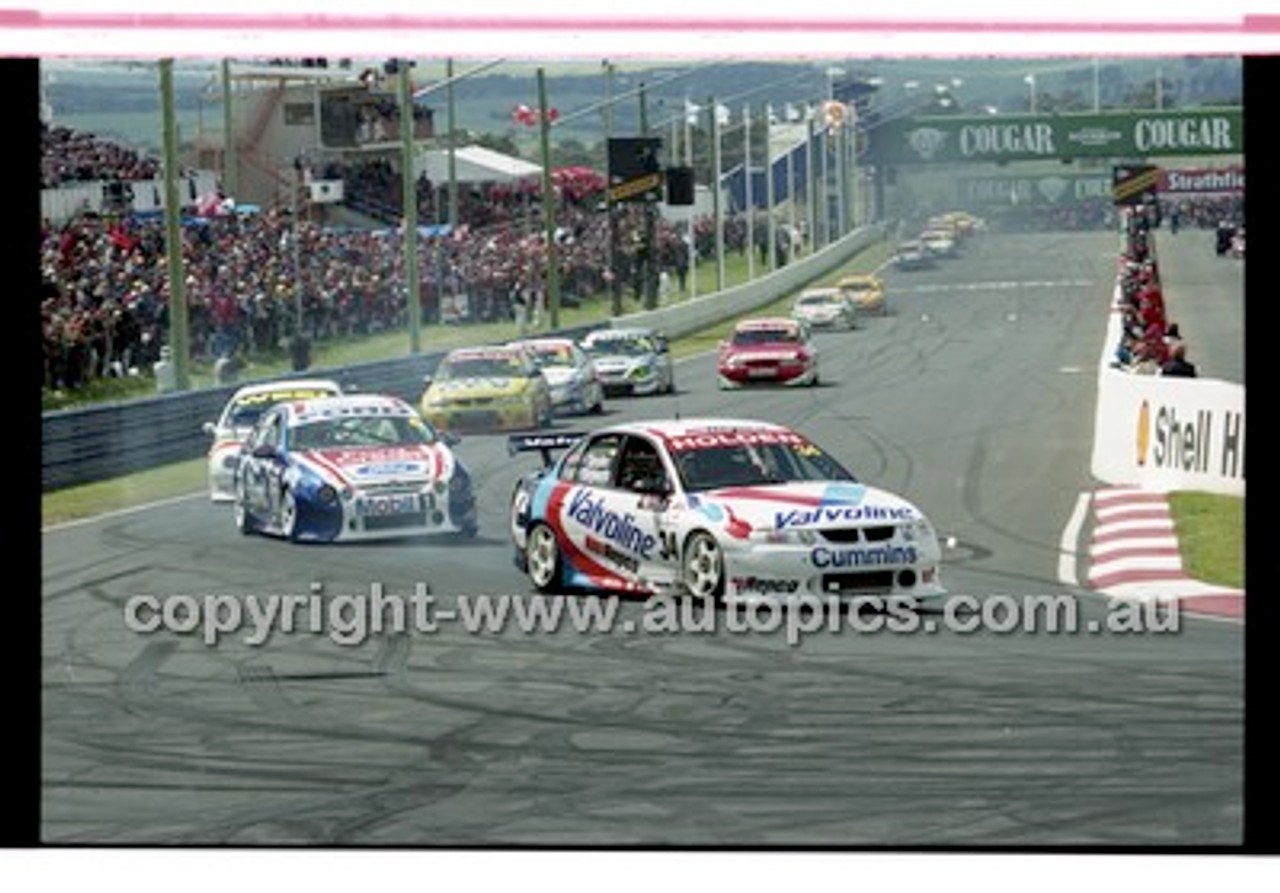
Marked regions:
[709,96,724,292]
[764,103,776,273]
[159,59,190,390]
[397,59,422,354]
[447,58,459,229]
[292,155,303,332]
[743,102,754,281]
[537,67,561,329]
[221,59,237,202]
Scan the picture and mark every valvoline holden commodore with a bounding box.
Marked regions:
[233,393,477,542]
[507,419,944,606]
[717,318,819,389]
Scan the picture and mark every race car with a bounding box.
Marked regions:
[920,227,959,259]
[507,336,605,416]
[420,344,553,433]
[506,418,945,606]
[717,317,818,389]
[232,393,477,542]
[791,286,859,330]
[836,273,887,316]
[894,240,933,271]
[203,377,344,502]
[579,327,674,396]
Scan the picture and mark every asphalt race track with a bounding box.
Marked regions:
[41,228,1244,846]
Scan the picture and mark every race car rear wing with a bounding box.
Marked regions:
[507,431,587,467]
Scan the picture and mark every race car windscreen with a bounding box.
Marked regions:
[584,337,652,357]
[224,388,338,428]
[437,355,525,379]
[673,441,856,492]
[731,328,799,346]
[290,415,435,450]
[528,345,575,368]
[798,293,839,305]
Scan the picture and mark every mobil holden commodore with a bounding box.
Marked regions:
[579,327,674,396]
[420,344,553,433]
[717,317,819,389]
[507,336,605,416]
[507,418,945,607]
[203,377,343,502]
[232,393,477,542]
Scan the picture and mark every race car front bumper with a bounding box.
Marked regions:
[423,402,539,433]
[717,536,946,608]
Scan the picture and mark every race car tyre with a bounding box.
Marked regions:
[525,522,563,593]
[280,488,301,543]
[233,482,256,536]
[682,530,725,600]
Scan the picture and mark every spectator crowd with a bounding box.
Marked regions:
[1110,205,1197,378]
[41,128,781,395]
[41,123,167,189]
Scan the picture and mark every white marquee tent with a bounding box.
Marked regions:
[415,145,543,185]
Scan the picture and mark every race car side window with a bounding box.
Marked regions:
[563,434,623,487]
[615,435,670,494]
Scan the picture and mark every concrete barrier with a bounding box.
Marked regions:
[41,224,886,492]
[605,224,887,338]
[1091,253,1245,497]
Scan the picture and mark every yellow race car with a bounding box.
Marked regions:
[836,273,887,316]
[421,345,553,433]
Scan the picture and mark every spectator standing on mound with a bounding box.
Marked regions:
[1160,343,1198,378]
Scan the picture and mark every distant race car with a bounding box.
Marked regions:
[506,418,946,606]
[791,286,859,330]
[203,377,344,502]
[507,336,605,417]
[232,393,477,542]
[579,327,675,396]
[717,317,818,389]
[920,228,959,259]
[420,345,553,433]
[836,274,887,316]
[894,240,933,271]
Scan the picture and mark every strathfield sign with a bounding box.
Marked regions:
[872,108,1242,165]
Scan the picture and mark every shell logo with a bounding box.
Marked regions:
[1137,399,1150,466]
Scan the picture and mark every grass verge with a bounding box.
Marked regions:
[1167,491,1245,590]
[42,236,893,526]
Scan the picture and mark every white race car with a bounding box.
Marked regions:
[203,378,343,502]
[507,336,605,416]
[232,393,476,542]
[579,327,675,397]
[507,418,945,607]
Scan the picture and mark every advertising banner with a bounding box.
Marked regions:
[872,108,1242,165]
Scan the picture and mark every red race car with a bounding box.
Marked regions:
[717,317,819,389]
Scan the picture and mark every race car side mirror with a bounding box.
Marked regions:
[202,421,216,435]
[440,431,461,447]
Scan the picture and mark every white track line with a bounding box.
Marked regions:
[1057,490,1091,587]
[42,490,209,534]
